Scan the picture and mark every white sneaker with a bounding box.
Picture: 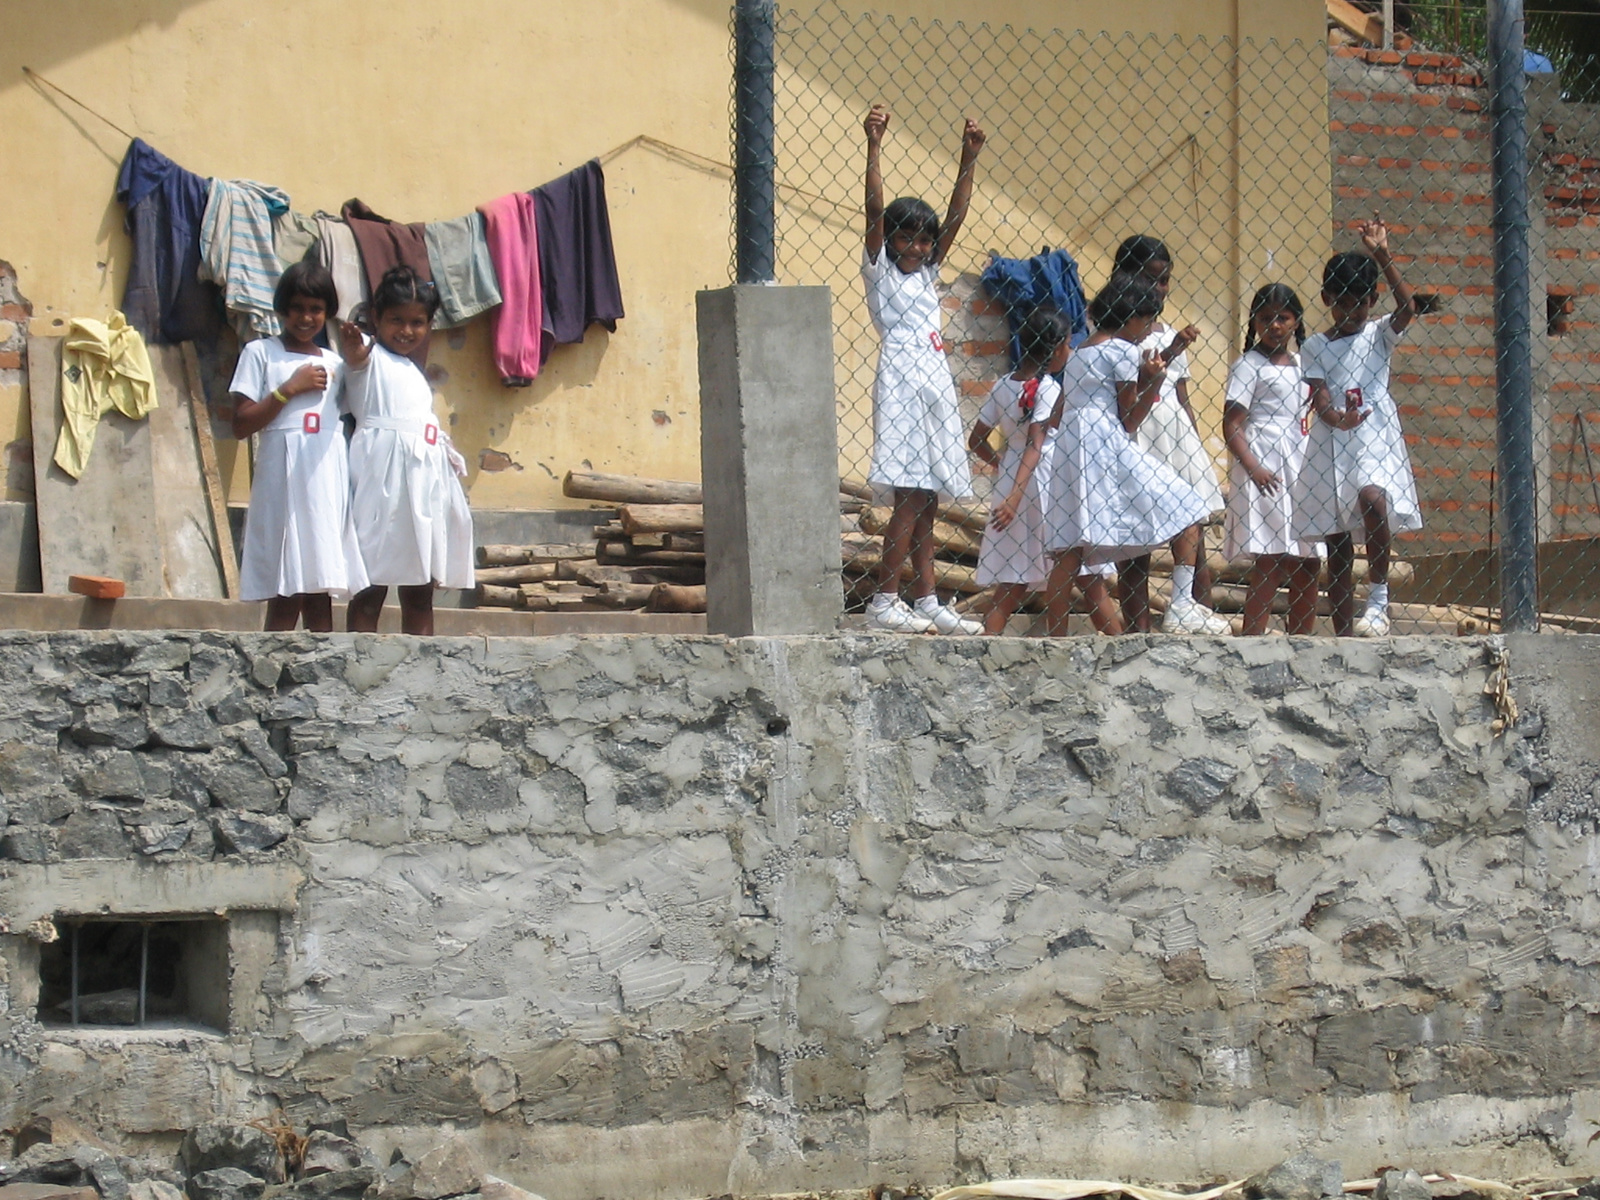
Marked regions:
[868,596,934,633]
[918,602,982,636]
[1352,607,1391,637]
[1163,599,1232,636]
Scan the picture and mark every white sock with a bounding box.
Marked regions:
[869,592,897,610]
[914,594,940,614]
[1171,564,1196,604]
[1368,583,1389,611]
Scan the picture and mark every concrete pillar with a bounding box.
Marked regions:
[697,285,841,635]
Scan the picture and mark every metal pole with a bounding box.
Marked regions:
[138,923,149,1027]
[70,922,79,1026]
[734,0,777,284]
[1383,0,1395,51]
[1489,0,1540,630]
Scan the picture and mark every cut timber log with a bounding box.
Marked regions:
[598,545,705,567]
[475,584,523,608]
[564,470,702,506]
[619,504,704,535]
[663,532,705,553]
[845,547,981,595]
[472,562,558,586]
[477,542,598,567]
[857,506,982,560]
[650,583,707,613]
[595,581,656,608]
[840,478,988,534]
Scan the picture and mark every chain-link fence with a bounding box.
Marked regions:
[734,0,1600,636]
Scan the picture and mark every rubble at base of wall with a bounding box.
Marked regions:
[0,630,1598,1192]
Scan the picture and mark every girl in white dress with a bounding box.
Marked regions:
[967,307,1116,635]
[1112,236,1227,633]
[861,103,985,636]
[1039,274,1217,636]
[336,266,474,635]
[228,261,368,631]
[1292,216,1419,637]
[1223,284,1320,635]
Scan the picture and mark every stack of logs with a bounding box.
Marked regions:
[476,471,1415,621]
[474,472,707,613]
[839,479,1414,618]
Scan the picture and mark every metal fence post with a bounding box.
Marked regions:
[1490,0,1540,630]
[734,0,777,284]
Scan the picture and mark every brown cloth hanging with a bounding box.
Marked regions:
[341,198,434,363]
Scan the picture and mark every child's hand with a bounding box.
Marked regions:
[285,362,328,397]
[961,118,986,156]
[990,491,1021,531]
[864,105,890,145]
[1249,464,1282,494]
[1358,212,1389,255]
[1137,348,1167,388]
[335,320,366,359]
[1163,324,1201,363]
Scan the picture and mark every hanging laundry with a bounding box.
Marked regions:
[114,139,220,345]
[424,213,503,328]
[478,192,543,387]
[314,214,366,322]
[199,178,291,338]
[531,159,624,364]
[978,248,1090,367]
[274,210,321,270]
[340,199,433,297]
[55,314,159,480]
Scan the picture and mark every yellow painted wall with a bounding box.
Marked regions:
[0,0,1326,508]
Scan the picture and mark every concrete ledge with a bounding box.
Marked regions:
[0,594,706,636]
[0,859,304,924]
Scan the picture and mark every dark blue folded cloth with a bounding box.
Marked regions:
[115,138,220,344]
[978,248,1089,367]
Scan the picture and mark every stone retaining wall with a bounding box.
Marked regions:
[1,631,1598,1197]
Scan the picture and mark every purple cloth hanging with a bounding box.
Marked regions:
[530,159,624,364]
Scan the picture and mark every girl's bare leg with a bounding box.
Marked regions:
[347,585,387,633]
[1242,554,1285,636]
[1117,554,1151,632]
[1358,485,1391,586]
[983,583,1029,635]
[264,596,302,632]
[398,583,436,636]
[879,488,934,599]
[301,593,334,633]
[1043,549,1084,636]
[1285,555,1320,635]
[1325,533,1357,636]
[1079,574,1122,635]
[907,494,939,601]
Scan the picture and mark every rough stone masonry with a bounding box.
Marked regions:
[1,630,1599,1199]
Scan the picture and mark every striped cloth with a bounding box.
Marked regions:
[199,179,290,337]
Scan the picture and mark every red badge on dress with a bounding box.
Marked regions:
[302,412,321,434]
[929,331,946,353]
[424,424,439,445]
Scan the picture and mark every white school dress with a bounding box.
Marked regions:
[344,341,475,590]
[1135,324,1224,512]
[1291,316,1423,539]
[976,374,1057,587]
[229,338,368,602]
[1046,339,1212,562]
[1222,349,1319,560]
[862,247,972,501]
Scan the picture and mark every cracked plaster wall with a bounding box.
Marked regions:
[0,631,1596,1195]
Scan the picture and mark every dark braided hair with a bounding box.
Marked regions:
[370,265,440,320]
[1242,283,1307,353]
[1087,273,1162,331]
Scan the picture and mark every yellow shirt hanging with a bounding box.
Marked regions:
[55,313,159,479]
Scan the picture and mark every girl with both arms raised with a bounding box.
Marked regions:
[1292,215,1420,637]
[861,102,985,635]
[228,260,367,632]
[337,266,475,635]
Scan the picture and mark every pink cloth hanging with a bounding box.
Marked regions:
[478,191,544,386]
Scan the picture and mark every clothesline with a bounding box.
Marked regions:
[22,66,139,142]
